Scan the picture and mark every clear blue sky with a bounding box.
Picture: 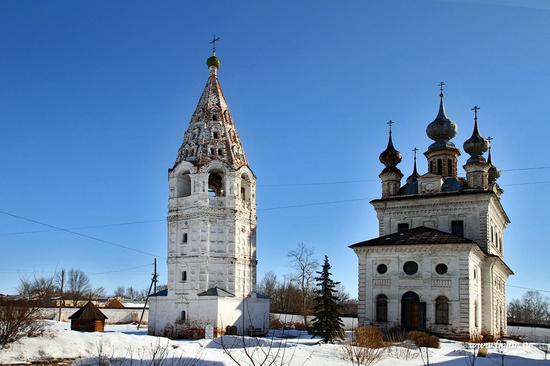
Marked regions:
[1,0,549,302]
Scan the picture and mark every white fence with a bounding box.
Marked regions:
[41,307,148,324]
[507,325,550,343]
[271,313,358,330]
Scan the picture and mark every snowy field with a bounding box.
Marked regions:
[0,321,549,365]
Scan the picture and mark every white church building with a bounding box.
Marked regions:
[148,49,269,339]
[350,88,512,341]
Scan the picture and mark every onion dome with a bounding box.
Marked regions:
[426,87,458,149]
[207,55,221,68]
[406,148,421,183]
[487,141,501,183]
[379,121,402,172]
[463,106,489,163]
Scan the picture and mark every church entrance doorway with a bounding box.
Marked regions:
[401,291,426,331]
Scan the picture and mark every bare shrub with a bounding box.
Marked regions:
[341,342,386,366]
[75,338,205,366]
[354,326,385,348]
[340,326,388,365]
[0,297,47,346]
[269,315,284,329]
[388,340,419,360]
[1,273,55,347]
[408,331,440,348]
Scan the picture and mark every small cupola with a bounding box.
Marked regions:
[463,106,489,163]
[426,85,458,150]
[487,138,501,183]
[379,121,403,198]
[406,147,421,184]
[424,83,461,177]
[379,120,402,173]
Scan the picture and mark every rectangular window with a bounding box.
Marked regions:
[435,296,449,324]
[376,295,388,322]
[182,271,187,282]
[398,223,409,232]
[180,310,186,322]
[451,221,464,237]
[437,159,443,175]
[447,159,453,176]
[182,233,188,243]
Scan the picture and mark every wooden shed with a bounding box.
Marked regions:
[69,301,108,332]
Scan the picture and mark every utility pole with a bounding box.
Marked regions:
[138,259,158,330]
[58,269,65,322]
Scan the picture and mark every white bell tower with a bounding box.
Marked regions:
[148,41,269,339]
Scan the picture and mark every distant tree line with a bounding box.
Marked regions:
[508,290,550,325]
[14,268,158,306]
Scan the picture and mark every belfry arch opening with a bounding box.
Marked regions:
[176,170,191,197]
[208,170,225,196]
[240,173,252,201]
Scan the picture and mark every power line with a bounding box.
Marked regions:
[502,166,550,172]
[259,197,373,211]
[0,210,165,259]
[0,219,164,236]
[259,179,377,187]
[89,264,153,276]
[507,285,550,294]
[257,166,550,187]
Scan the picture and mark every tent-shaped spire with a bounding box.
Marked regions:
[174,51,249,171]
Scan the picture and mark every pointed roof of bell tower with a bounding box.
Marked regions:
[174,37,250,172]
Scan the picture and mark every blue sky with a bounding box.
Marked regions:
[1,0,549,302]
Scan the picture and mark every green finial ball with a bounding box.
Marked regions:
[207,56,221,68]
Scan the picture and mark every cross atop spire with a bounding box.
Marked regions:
[387,120,394,134]
[210,35,220,55]
[472,105,480,123]
[438,81,445,97]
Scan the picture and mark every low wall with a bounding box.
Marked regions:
[41,307,148,324]
[271,313,358,330]
[507,325,550,343]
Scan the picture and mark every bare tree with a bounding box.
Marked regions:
[18,275,57,302]
[508,290,550,325]
[92,286,107,299]
[113,286,125,298]
[257,271,278,299]
[125,286,139,299]
[287,243,319,328]
[1,275,55,346]
[67,268,92,306]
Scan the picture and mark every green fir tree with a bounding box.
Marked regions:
[310,255,345,343]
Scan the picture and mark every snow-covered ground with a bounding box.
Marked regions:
[0,321,549,365]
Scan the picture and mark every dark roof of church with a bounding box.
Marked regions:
[149,289,168,297]
[68,301,108,320]
[349,226,477,248]
[198,287,235,297]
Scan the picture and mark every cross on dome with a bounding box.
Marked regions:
[209,35,220,55]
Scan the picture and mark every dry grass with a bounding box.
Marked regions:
[408,331,440,348]
[354,326,386,348]
[341,326,388,365]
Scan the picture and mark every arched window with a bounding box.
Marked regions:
[435,296,449,324]
[208,170,224,196]
[376,294,388,322]
[175,171,191,197]
[240,173,252,201]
